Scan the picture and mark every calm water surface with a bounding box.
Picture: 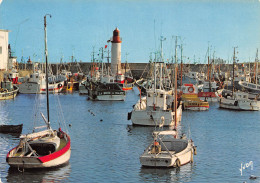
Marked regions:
[0,87,259,183]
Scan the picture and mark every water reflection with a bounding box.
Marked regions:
[6,163,71,183]
[139,163,193,183]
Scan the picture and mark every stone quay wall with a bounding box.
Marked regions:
[16,62,251,79]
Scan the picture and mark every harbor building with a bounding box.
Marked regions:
[0,29,9,71]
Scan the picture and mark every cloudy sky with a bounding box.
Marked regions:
[0,0,260,64]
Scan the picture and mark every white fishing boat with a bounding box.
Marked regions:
[129,88,182,126]
[129,62,182,126]
[219,91,260,111]
[219,48,260,111]
[140,130,196,168]
[6,15,71,169]
[19,70,64,94]
[0,81,19,100]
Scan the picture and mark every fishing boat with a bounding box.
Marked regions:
[0,81,19,100]
[219,91,260,111]
[87,81,126,101]
[197,81,222,102]
[219,48,260,111]
[129,88,182,126]
[180,84,209,111]
[129,62,182,126]
[238,80,260,94]
[6,15,71,169]
[0,124,23,134]
[19,70,64,94]
[140,130,196,168]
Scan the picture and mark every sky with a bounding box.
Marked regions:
[0,0,260,64]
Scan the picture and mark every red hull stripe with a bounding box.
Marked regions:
[40,86,63,91]
[198,92,217,97]
[6,146,17,159]
[38,134,71,163]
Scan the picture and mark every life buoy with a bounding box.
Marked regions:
[188,86,194,93]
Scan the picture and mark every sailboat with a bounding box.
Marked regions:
[6,15,71,169]
[219,48,260,111]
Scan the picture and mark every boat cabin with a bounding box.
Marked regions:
[146,89,173,110]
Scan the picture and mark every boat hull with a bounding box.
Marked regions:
[6,133,71,169]
[19,82,64,94]
[0,124,23,134]
[0,86,19,100]
[131,105,182,126]
[140,140,194,167]
[219,98,260,111]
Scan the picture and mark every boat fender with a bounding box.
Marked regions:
[234,101,238,106]
[191,151,194,163]
[193,146,197,155]
[175,158,181,167]
[188,86,194,93]
[127,112,132,120]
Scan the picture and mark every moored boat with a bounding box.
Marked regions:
[219,90,260,111]
[88,81,126,101]
[6,15,71,169]
[180,84,209,111]
[140,130,196,168]
[0,81,19,100]
[0,124,23,134]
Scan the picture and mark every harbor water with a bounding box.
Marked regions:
[0,87,259,183]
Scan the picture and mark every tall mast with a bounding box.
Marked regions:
[255,49,258,84]
[44,14,51,127]
[153,62,156,111]
[180,44,183,86]
[232,47,236,97]
[174,65,178,131]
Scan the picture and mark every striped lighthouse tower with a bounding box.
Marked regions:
[111,28,122,76]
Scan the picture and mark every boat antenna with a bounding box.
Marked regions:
[44,14,51,128]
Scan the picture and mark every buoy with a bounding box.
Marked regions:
[69,124,72,127]
[100,119,103,122]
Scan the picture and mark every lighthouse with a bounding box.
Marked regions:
[111,28,122,75]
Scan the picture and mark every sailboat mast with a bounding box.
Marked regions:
[44,14,51,126]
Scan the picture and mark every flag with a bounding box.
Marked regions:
[105,45,108,49]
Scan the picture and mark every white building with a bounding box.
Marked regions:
[0,29,9,71]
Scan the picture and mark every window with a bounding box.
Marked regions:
[0,46,2,54]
